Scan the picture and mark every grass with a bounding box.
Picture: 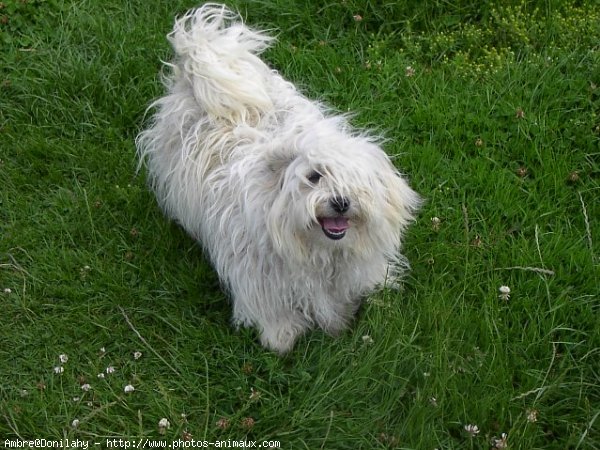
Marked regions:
[1,0,598,448]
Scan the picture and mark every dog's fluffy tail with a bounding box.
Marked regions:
[167,3,275,123]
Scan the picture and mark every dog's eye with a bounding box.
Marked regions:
[306,171,323,184]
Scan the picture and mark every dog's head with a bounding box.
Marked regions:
[261,117,420,262]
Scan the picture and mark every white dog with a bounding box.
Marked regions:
[136,3,420,353]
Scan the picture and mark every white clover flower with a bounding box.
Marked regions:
[526,408,539,423]
[498,285,511,301]
[249,388,261,401]
[124,384,135,393]
[133,351,142,360]
[362,335,374,345]
[158,418,170,429]
[97,373,105,379]
[405,66,416,77]
[71,419,80,428]
[3,288,12,294]
[464,424,480,437]
[59,354,69,364]
[241,417,255,429]
[106,366,116,374]
[53,366,64,374]
[216,418,230,430]
[492,432,508,449]
[81,383,91,392]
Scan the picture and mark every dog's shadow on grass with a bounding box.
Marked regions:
[125,189,229,317]
[157,224,228,317]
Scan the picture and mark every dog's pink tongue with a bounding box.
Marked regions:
[321,217,349,232]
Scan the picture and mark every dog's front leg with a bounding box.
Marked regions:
[312,294,358,337]
[258,310,309,355]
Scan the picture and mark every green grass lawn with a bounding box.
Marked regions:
[1,1,598,448]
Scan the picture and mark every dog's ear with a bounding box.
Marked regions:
[265,146,297,178]
[379,168,422,232]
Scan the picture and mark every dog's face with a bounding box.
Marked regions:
[263,120,419,261]
[289,160,363,243]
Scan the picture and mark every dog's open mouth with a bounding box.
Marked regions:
[318,217,349,240]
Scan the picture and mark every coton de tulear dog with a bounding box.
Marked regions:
[136,3,420,354]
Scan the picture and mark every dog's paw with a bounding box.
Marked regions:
[259,320,306,355]
[319,319,349,337]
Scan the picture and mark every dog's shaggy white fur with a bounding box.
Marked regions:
[136,3,420,354]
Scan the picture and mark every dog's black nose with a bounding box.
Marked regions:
[330,196,350,214]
